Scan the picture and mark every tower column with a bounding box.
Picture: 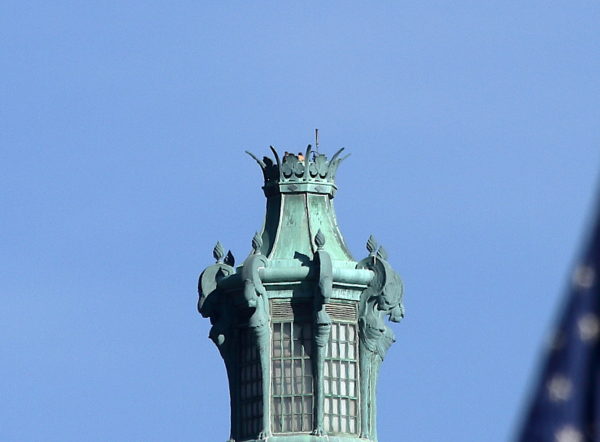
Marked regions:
[198,145,404,442]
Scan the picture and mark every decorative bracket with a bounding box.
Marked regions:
[311,229,333,436]
[198,242,237,441]
[356,235,404,440]
[240,232,271,439]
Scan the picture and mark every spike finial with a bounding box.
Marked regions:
[366,235,378,256]
[213,241,225,262]
[376,245,389,261]
[252,232,263,253]
[315,229,326,249]
[224,250,235,267]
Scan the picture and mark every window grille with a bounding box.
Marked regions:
[271,322,313,433]
[324,322,359,434]
[239,331,263,438]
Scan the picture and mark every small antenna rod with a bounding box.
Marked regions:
[315,128,319,154]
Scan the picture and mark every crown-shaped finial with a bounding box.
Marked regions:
[246,141,350,197]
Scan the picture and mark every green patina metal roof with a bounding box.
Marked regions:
[247,146,354,266]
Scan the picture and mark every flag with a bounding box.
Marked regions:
[518,206,600,442]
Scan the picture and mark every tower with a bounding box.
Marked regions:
[198,144,404,442]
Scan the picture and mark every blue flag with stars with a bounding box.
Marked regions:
[519,206,600,442]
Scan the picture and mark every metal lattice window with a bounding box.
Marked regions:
[324,322,358,434]
[239,331,263,439]
[271,322,313,433]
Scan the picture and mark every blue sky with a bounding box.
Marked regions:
[2,2,600,441]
